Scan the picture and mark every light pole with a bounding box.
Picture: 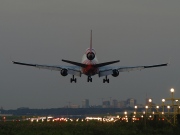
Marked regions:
[156,106,159,117]
[134,106,137,116]
[167,106,170,117]
[170,88,176,124]
[170,88,174,110]
[149,99,152,113]
[156,106,159,111]
[170,88,174,99]
[175,100,178,104]
[152,111,155,119]
[124,111,127,122]
[145,106,148,117]
[175,100,178,115]
[162,99,165,114]
[124,111,127,117]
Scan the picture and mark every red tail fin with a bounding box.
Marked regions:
[90,30,92,52]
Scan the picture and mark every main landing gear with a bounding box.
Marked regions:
[70,75,77,83]
[103,76,109,83]
[87,76,92,82]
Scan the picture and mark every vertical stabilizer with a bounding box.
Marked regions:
[90,30,92,52]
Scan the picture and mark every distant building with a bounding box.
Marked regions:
[102,101,110,108]
[89,105,102,108]
[112,99,118,108]
[69,104,80,108]
[117,101,126,108]
[126,98,137,108]
[17,107,29,110]
[82,99,89,108]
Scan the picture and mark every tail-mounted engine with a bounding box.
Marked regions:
[87,52,95,60]
[112,69,119,77]
[61,69,68,76]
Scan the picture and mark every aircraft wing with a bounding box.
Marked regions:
[12,61,81,76]
[99,63,168,77]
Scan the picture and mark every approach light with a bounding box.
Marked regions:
[149,99,152,103]
[170,88,174,93]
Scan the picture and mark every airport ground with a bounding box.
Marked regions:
[0,117,180,135]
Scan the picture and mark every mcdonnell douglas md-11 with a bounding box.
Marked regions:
[13,31,168,83]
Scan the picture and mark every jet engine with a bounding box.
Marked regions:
[112,69,119,77]
[61,69,68,76]
[87,52,95,60]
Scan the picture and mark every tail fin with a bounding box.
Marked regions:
[90,30,92,52]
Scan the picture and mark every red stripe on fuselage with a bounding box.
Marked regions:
[82,60,98,76]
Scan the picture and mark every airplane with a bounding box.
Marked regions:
[13,30,168,83]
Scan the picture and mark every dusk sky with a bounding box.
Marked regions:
[0,1,180,109]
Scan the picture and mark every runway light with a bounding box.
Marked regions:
[149,99,152,103]
[134,106,137,109]
[156,106,159,109]
[162,99,165,102]
[145,106,148,109]
[167,106,170,109]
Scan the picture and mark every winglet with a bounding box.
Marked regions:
[12,61,36,67]
[144,63,168,68]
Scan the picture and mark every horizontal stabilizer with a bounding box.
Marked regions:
[62,59,86,68]
[95,60,120,67]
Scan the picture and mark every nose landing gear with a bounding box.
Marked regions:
[103,76,109,83]
[70,75,77,83]
[87,76,92,82]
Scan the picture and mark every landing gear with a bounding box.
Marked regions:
[87,76,92,82]
[103,76,109,83]
[70,75,77,83]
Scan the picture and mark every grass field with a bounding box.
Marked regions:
[0,120,180,135]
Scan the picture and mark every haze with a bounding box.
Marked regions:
[0,0,180,109]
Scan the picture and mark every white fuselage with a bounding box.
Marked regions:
[81,48,99,76]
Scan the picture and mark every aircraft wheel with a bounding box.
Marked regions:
[103,79,105,83]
